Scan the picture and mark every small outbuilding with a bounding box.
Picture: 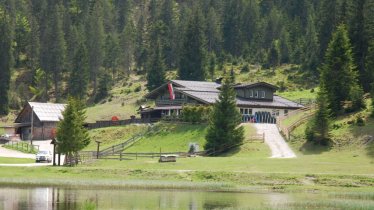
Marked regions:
[14,102,66,140]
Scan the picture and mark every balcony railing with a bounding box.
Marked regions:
[155,99,189,106]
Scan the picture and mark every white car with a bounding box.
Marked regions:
[35,150,52,163]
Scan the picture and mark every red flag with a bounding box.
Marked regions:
[168,83,175,100]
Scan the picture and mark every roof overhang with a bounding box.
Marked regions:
[233,82,278,91]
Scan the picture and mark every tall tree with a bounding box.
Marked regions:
[86,2,104,95]
[146,40,165,91]
[119,18,135,76]
[103,33,119,79]
[319,24,362,115]
[57,97,90,166]
[301,11,319,73]
[317,0,338,61]
[178,9,206,81]
[69,42,89,99]
[305,90,331,145]
[0,2,14,115]
[40,3,66,102]
[159,0,177,69]
[222,0,243,56]
[205,77,244,154]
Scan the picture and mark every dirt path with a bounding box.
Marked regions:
[0,145,35,159]
[253,124,296,158]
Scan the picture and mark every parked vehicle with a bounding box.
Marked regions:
[35,150,52,163]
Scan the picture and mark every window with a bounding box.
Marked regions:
[250,90,253,97]
[248,109,253,115]
[244,109,248,114]
[261,91,266,98]
[284,109,288,116]
[240,108,244,114]
[272,110,280,116]
[254,91,259,98]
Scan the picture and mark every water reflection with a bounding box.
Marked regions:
[0,186,308,210]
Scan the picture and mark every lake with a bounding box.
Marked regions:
[0,186,373,210]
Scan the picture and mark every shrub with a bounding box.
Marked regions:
[181,105,211,123]
[134,85,141,92]
[240,63,250,73]
[356,115,365,126]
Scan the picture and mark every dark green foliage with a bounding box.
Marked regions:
[182,106,211,123]
[2,0,374,107]
[319,24,362,116]
[0,3,13,115]
[95,73,111,103]
[57,97,90,166]
[208,53,216,80]
[205,77,244,154]
[69,43,89,100]
[371,83,374,117]
[40,3,66,102]
[305,91,331,145]
[178,9,206,81]
[146,40,165,91]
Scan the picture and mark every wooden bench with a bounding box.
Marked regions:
[159,155,177,162]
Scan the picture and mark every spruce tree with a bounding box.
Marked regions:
[146,40,166,91]
[0,5,13,115]
[103,34,119,79]
[43,3,66,102]
[305,90,331,145]
[86,2,104,95]
[319,24,362,115]
[205,77,244,154]
[69,42,89,100]
[57,98,90,166]
[178,9,206,81]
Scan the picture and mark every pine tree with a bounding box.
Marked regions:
[146,40,166,91]
[40,3,66,102]
[86,2,104,95]
[95,73,111,103]
[103,33,119,79]
[119,18,135,76]
[301,11,319,73]
[319,24,362,115]
[69,42,89,100]
[0,4,14,115]
[178,9,206,81]
[57,97,90,166]
[208,53,216,80]
[305,90,331,145]
[160,0,177,69]
[205,77,244,154]
[223,0,243,56]
[317,0,338,61]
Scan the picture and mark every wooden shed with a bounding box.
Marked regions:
[14,102,66,140]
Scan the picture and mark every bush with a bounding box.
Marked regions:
[134,85,141,92]
[240,63,250,73]
[356,114,365,126]
[181,105,211,123]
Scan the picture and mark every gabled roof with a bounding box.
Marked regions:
[15,102,66,123]
[144,80,301,109]
[233,82,278,90]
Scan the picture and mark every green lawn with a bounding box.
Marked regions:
[126,123,208,153]
[277,88,318,102]
[0,157,34,164]
[85,124,148,151]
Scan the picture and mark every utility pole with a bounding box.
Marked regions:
[30,106,34,145]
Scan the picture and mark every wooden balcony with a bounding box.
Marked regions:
[155,99,188,106]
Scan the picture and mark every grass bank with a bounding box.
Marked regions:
[0,157,34,164]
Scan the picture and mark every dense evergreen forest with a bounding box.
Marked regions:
[1,0,374,115]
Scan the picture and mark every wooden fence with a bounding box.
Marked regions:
[99,152,189,160]
[4,141,39,153]
[98,125,161,157]
[277,104,317,140]
[85,118,160,130]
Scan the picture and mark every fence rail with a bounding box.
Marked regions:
[100,152,189,160]
[98,125,161,157]
[85,118,159,130]
[277,104,317,140]
[4,141,39,153]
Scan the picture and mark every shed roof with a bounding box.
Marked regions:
[15,102,66,123]
[29,102,66,122]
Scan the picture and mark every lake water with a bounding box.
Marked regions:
[0,186,373,210]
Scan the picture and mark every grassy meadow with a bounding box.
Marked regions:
[0,157,34,164]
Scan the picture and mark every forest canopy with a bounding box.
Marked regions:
[0,0,374,114]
